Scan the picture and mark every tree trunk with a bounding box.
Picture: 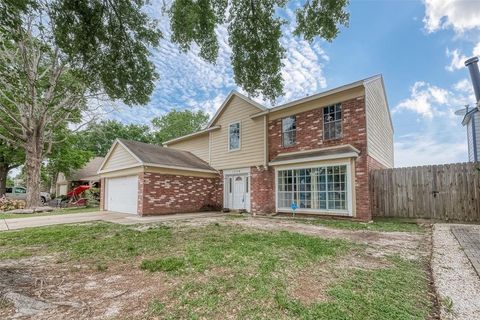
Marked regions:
[25,137,43,208]
[0,162,7,196]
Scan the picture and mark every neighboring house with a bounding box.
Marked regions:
[56,157,104,196]
[458,57,480,162]
[98,75,393,220]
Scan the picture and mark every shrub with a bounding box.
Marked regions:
[83,188,100,208]
[0,196,26,212]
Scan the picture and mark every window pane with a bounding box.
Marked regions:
[323,103,342,140]
[277,165,347,212]
[229,123,240,150]
[282,116,296,146]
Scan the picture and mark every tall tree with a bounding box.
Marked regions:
[44,128,93,193]
[168,0,349,100]
[152,109,209,144]
[75,120,154,157]
[0,0,161,207]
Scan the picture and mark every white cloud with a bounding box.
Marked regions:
[446,42,480,71]
[474,42,480,56]
[394,80,474,118]
[107,1,330,124]
[395,133,467,167]
[423,0,480,33]
[446,48,468,71]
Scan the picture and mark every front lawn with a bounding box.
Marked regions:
[0,221,434,319]
[294,217,426,233]
[0,206,99,220]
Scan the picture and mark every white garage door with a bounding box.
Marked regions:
[106,175,138,214]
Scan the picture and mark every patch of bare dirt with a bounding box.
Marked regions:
[0,255,172,319]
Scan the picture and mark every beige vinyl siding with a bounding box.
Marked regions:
[167,133,209,163]
[102,144,140,171]
[365,78,394,168]
[210,96,266,169]
[268,86,365,120]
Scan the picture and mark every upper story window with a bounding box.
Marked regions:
[323,103,342,140]
[229,122,240,151]
[282,116,296,147]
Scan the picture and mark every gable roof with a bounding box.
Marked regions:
[251,74,382,118]
[98,139,217,173]
[206,90,267,128]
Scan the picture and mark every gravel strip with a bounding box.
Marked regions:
[432,224,480,320]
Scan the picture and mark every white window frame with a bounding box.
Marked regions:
[323,103,342,140]
[282,116,296,147]
[274,161,353,216]
[228,121,241,151]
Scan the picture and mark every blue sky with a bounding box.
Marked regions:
[108,0,480,167]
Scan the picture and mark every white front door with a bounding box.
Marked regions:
[233,176,245,209]
[106,175,138,214]
[225,174,250,211]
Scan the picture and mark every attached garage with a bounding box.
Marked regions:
[97,139,221,216]
[105,175,138,214]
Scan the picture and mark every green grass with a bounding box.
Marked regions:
[0,206,99,220]
[292,217,425,233]
[141,256,185,272]
[0,222,433,319]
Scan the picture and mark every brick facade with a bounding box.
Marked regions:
[138,172,222,216]
[267,96,376,220]
[250,166,275,214]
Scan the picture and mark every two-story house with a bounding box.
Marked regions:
[97,75,393,221]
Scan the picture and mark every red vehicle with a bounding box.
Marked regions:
[64,185,90,207]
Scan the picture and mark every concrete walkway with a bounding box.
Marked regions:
[0,211,224,231]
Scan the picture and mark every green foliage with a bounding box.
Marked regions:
[169,0,350,100]
[151,109,209,144]
[141,256,186,272]
[75,120,155,156]
[294,0,350,42]
[83,188,100,208]
[49,0,162,106]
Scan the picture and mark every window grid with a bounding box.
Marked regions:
[323,103,342,140]
[282,116,296,147]
[277,165,347,211]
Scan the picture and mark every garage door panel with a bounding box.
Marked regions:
[106,175,138,214]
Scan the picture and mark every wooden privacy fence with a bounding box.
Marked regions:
[370,162,480,222]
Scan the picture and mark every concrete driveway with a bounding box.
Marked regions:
[0,211,224,231]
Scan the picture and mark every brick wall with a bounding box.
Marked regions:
[138,172,222,216]
[268,96,375,220]
[250,166,275,214]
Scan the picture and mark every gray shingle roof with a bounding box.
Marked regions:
[69,157,104,181]
[118,139,216,172]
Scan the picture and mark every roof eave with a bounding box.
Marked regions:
[250,76,375,118]
[163,125,221,145]
[269,152,359,166]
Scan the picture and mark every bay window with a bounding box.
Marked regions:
[277,165,349,213]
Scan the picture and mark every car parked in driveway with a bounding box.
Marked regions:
[5,187,51,205]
